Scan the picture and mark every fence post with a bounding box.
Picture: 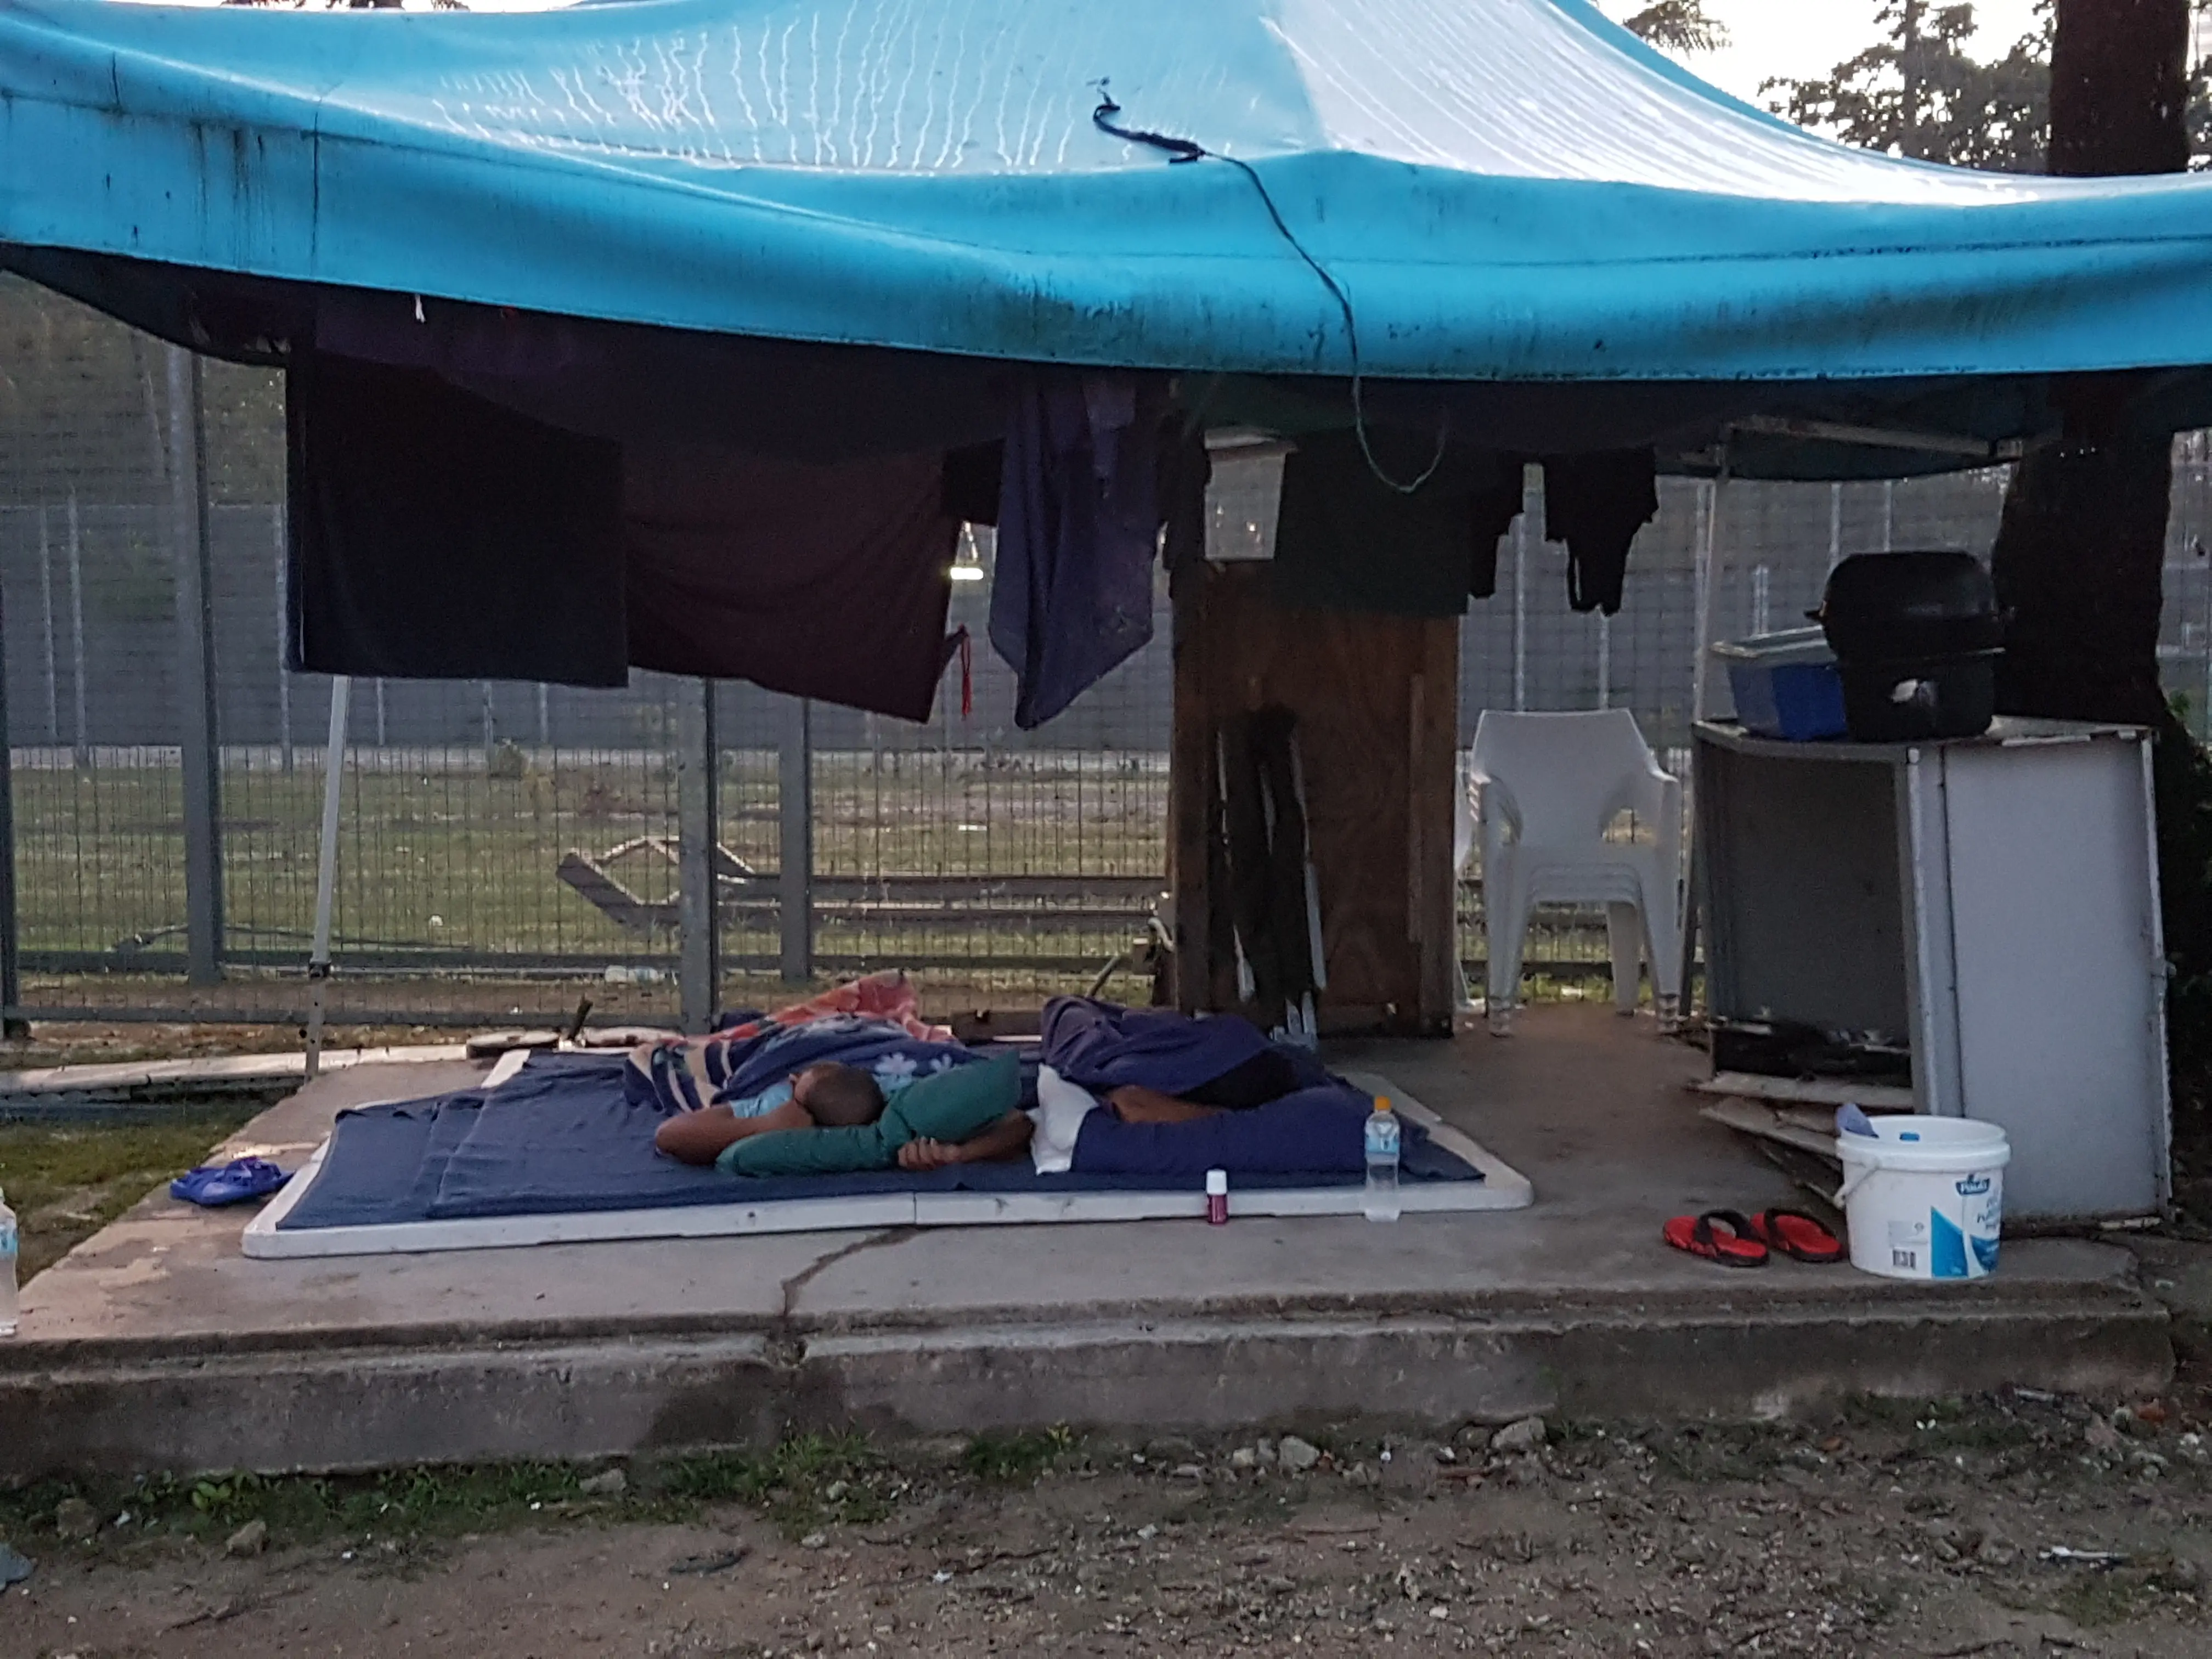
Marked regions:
[273,504,294,774]
[305,676,351,1079]
[166,346,224,986]
[66,494,87,769]
[676,677,721,1032]
[37,508,59,746]
[0,566,26,1037]
[778,695,814,984]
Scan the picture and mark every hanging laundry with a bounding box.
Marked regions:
[990,376,1169,729]
[1270,429,1522,617]
[1542,449,1658,616]
[624,444,962,723]
[287,352,629,686]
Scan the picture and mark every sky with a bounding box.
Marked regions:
[99,0,2071,105]
[1596,1,2047,106]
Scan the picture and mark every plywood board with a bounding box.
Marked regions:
[1168,562,1458,1034]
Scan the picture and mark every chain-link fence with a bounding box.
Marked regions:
[5,274,2212,1025]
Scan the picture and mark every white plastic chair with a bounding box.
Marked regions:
[1467,709,1683,1035]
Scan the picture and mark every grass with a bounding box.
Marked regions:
[13,756,1168,962]
[0,1433,923,1554]
[0,1104,264,1279]
[9,757,1172,1013]
[962,1426,1077,1483]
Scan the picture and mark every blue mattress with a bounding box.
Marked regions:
[278,1051,1479,1232]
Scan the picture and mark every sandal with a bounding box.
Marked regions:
[1747,1208,1846,1264]
[1663,1209,1769,1268]
[170,1157,291,1207]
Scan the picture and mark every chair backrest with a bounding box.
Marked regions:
[1470,709,1660,842]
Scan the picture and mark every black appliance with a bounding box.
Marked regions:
[1813,551,2001,742]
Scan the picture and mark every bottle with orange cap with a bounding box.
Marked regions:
[1362,1096,1401,1223]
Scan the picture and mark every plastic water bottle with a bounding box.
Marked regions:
[1363,1097,1401,1223]
[0,1186,18,1336]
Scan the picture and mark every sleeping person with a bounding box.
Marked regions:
[891,1080,1239,1170]
[665,995,1385,1183]
[653,1060,887,1165]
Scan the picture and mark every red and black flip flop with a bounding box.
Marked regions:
[1662,1210,1769,1268]
[1747,1209,1846,1265]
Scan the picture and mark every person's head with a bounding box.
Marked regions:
[792,1062,885,1127]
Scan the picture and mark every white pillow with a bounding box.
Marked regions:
[1026,1065,1100,1175]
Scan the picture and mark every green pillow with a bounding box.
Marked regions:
[719,1051,1021,1177]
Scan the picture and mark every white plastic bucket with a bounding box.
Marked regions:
[1835,1116,2010,1281]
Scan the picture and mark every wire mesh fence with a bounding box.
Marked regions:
[5,274,2212,1025]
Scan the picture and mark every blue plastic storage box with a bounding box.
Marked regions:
[1711,629,1847,741]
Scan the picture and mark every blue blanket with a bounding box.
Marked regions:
[279,1044,1477,1232]
[1041,997,1295,1096]
[626,1018,981,1114]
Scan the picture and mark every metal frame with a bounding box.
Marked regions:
[165,346,225,985]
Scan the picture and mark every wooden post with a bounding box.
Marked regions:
[1168,562,1459,1037]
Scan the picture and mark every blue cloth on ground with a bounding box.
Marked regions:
[170,1156,291,1207]
[277,1046,1479,1232]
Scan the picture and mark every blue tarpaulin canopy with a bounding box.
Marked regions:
[7,0,2212,385]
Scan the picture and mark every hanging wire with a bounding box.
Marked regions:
[1091,86,1448,496]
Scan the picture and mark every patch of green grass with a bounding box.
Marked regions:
[660,1432,898,1532]
[0,1106,265,1279]
[962,1426,1077,1483]
[0,1437,913,1555]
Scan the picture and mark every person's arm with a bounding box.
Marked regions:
[654,1097,810,1165]
[1105,1084,1225,1125]
[896,1110,1036,1171]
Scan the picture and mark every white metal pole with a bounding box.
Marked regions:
[1511,470,1531,712]
[66,495,88,769]
[1691,461,1730,726]
[274,505,294,774]
[305,675,352,1080]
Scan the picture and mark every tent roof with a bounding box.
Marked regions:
[7,0,2212,392]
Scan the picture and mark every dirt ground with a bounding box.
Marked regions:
[7,1386,2212,1659]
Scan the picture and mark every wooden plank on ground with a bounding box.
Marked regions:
[1697,1098,1846,1161]
[1694,1070,1916,1111]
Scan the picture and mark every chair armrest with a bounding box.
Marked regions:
[1468,771,1521,849]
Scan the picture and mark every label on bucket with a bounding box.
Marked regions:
[1848,1150,2005,1282]
[1886,1216,1930,1276]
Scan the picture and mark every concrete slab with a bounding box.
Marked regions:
[0,1041,471,1094]
[0,1007,2172,1477]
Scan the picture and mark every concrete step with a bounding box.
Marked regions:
[0,1240,2169,1479]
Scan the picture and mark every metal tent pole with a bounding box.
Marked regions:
[676,678,722,1032]
[1681,449,1731,1023]
[1689,460,1730,725]
[305,676,352,1080]
[166,347,225,986]
[778,695,814,985]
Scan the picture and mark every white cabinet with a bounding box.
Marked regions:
[1695,718,2169,1222]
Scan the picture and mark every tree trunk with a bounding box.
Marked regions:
[1989,0,2188,727]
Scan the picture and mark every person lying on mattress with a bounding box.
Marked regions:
[652,1060,889,1166]
[708,996,1385,1182]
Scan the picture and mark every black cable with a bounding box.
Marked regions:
[1092,86,1447,495]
